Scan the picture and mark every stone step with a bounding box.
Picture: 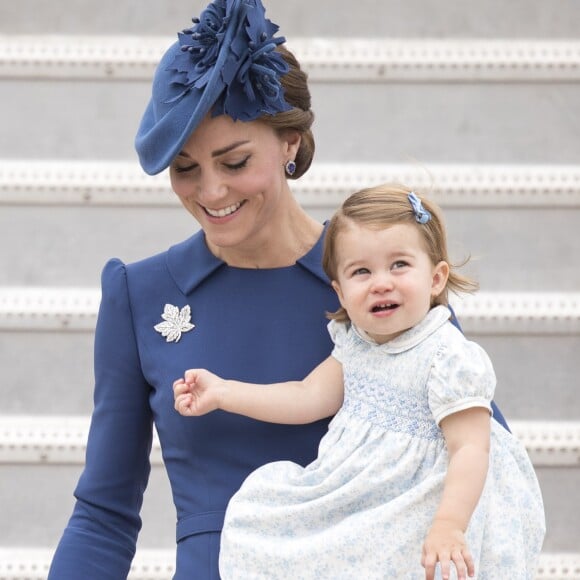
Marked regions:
[1,161,578,290]
[3,160,579,207]
[0,203,576,291]
[0,462,175,551]
[0,417,579,554]
[0,549,578,580]
[3,36,579,82]
[2,79,577,164]
[1,0,579,38]
[1,37,579,163]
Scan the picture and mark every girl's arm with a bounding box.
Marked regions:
[421,407,490,580]
[174,355,344,424]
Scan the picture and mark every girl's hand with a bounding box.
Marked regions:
[421,520,474,580]
[173,369,225,416]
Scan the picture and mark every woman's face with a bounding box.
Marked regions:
[169,114,300,260]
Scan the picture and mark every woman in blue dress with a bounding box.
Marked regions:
[48,1,509,578]
[174,186,544,579]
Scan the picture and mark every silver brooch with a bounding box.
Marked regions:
[154,304,195,343]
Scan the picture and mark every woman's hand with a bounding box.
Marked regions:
[173,369,226,416]
[421,519,474,580]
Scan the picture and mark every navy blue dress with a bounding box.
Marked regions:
[48,230,338,578]
[48,228,507,578]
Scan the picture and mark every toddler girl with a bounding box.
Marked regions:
[174,184,545,579]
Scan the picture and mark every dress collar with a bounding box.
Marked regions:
[352,305,451,353]
[167,224,330,295]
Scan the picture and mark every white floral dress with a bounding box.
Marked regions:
[219,306,545,579]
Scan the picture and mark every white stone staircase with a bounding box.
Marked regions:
[1,0,579,576]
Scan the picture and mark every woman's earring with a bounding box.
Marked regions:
[284,160,297,176]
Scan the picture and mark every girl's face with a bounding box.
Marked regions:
[169,114,300,261]
[331,221,449,344]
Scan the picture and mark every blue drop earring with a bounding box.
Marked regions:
[285,160,296,176]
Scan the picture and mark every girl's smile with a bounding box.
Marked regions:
[370,301,399,317]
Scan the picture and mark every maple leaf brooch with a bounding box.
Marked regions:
[154,304,195,343]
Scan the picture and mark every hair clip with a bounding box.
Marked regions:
[407,192,431,224]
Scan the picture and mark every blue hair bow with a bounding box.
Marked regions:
[407,192,431,224]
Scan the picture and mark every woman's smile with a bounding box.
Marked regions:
[203,200,247,218]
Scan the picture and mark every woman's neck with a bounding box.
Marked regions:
[208,205,323,269]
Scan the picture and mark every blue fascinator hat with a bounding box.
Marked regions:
[135,0,292,175]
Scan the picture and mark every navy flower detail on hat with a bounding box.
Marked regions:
[167,0,228,102]
[166,0,291,121]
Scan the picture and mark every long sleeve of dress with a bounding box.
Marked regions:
[48,259,153,578]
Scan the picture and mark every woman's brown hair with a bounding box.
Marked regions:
[258,46,315,179]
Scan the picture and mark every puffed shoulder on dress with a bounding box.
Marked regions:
[428,326,496,426]
[101,257,128,291]
[326,319,349,360]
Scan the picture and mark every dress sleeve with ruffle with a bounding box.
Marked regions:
[327,319,350,364]
[427,328,496,426]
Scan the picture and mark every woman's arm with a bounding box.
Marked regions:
[421,407,490,580]
[174,355,344,424]
[48,259,152,579]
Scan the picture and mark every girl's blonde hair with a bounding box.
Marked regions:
[322,183,478,322]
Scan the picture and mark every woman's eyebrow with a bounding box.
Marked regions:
[212,140,250,158]
[176,140,251,161]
